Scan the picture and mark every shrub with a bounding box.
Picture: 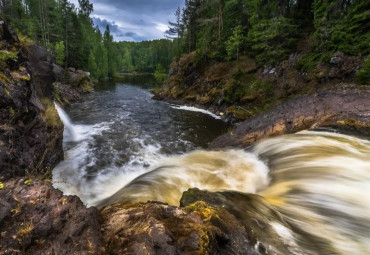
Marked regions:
[357,57,370,85]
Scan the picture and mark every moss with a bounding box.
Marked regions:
[51,83,60,102]
[4,87,10,96]
[337,118,367,128]
[9,107,15,117]
[40,98,62,127]
[0,73,10,83]
[0,50,17,61]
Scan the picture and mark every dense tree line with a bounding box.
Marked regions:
[0,0,174,80]
[167,0,370,67]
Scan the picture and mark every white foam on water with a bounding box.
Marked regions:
[170,105,221,119]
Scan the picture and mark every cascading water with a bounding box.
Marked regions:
[53,84,370,255]
[55,103,77,141]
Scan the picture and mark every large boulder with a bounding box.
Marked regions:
[101,201,262,255]
[0,178,104,254]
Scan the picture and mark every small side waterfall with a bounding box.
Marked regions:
[54,103,77,142]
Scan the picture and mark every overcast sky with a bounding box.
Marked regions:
[69,0,184,41]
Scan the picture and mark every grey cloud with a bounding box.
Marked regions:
[72,0,184,41]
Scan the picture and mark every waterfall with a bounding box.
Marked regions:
[54,103,77,142]
[93,131,370,255]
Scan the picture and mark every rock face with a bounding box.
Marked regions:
[53,65,93,104]
[0,178,104,254]
[153,50,364,123]
[210,86,370,148]
[101,201,262,255]
[0,22,63,181]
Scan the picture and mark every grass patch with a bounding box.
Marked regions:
[40,98,62,127]
[0,50,17,61]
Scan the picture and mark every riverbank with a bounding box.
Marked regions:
[152,50,367,124]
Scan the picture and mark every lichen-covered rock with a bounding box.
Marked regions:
[101,201,261,255]
[0,178,105,255]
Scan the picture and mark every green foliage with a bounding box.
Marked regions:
[357,57,370,85]
[226,25,245,60]
[296,53,321,71]
[51,83,60,102]
[312,0,370,56]
[154,64,167,84]
[55,41,65,66]
[246,18,298,66]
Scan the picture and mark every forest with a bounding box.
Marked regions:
[168,0,369,73]
[0,0,174,80]
[1,0,369,82]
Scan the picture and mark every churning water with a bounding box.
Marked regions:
[53,82,370,255]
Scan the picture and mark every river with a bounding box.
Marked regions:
[53,80,370,255]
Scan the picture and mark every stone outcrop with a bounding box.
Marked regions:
[0,178,104,255]
[101,200,263,255]
[0,22,63,180]
[210,86,370,148]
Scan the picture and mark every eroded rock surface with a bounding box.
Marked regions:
[101,201,261,255]
[210,86,370,148]
[0,178,104,255]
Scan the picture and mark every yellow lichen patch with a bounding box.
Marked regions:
[337,118,367,128]
[11,203,21,215]
[24,179,32,185]
[21,75,30,81]
[183,201,218,222]
[0,182,3,189]
[17,222,34,238]
[4,87,10,96]
[0,73,10,84]
[61,198,68,205]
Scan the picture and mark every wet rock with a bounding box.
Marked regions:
[330,56,342,65]
[210,86,370,148]
[101,201,261,255]
[0,179,104,255]
[180,188,304,255]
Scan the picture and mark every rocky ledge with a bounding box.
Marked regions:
[210,86,370,148]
